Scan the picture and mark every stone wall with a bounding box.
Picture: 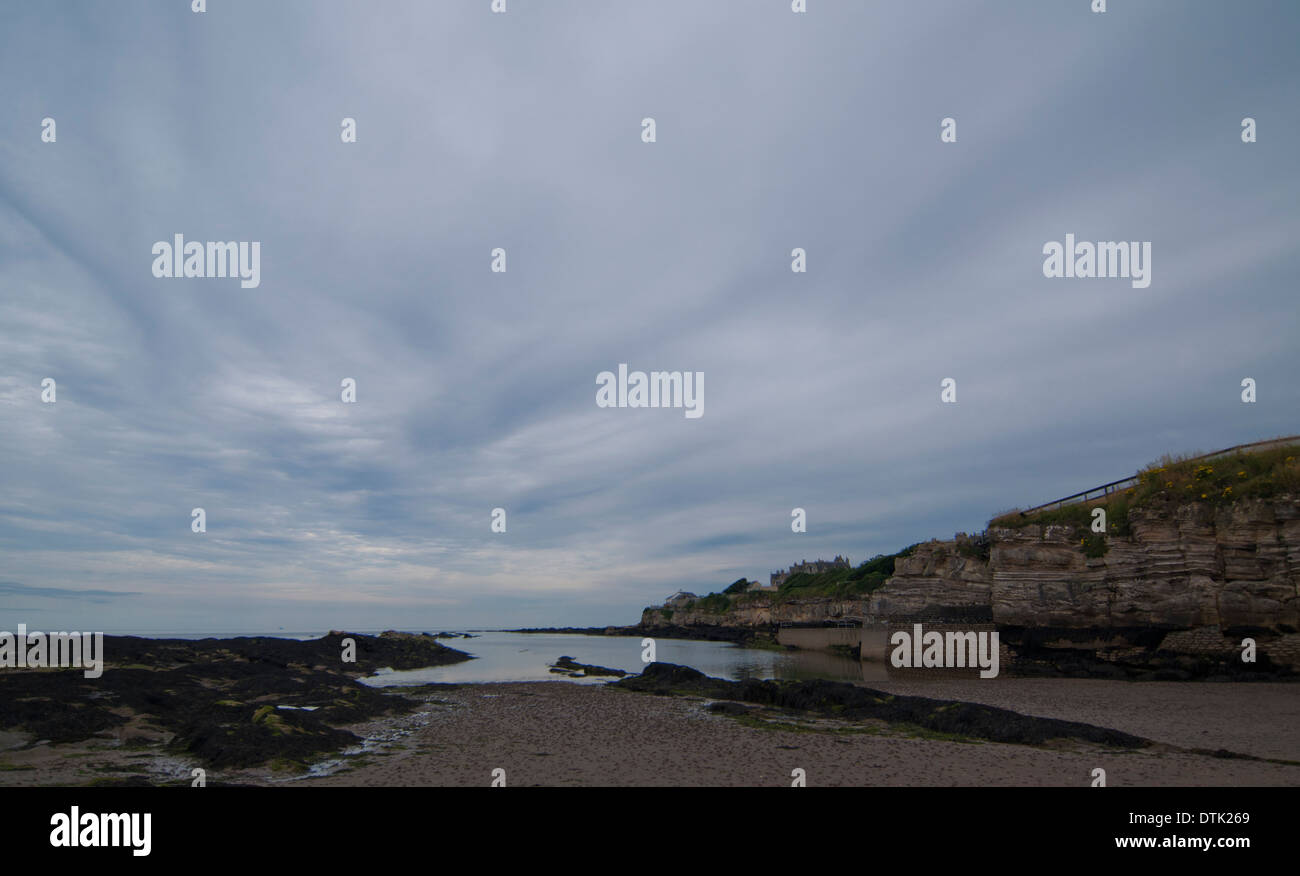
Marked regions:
[1156,625,1300,668]
[776,625,860,652]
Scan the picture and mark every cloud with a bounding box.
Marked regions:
[1,1,1297,631]
[0,581,140,602]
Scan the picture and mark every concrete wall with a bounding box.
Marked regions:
[776,626,860,651]
[859,626,891,662]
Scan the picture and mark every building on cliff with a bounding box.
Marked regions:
[769,556,850,588]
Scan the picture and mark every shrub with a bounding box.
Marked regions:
[992,441,1300,530]
[693,593,732,614]
[956,535,991,562]
[773,545,916,602]
[723,578,751,595]
[1079,533,1108,558]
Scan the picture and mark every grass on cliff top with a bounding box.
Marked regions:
[684,546,919,611]
[990,441,1300,531]
[773,546,919,601]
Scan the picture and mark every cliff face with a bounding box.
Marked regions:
[865,538,992,622]
[640,497,1300,664]
[984,498,1299,632]
[641,597,864,630]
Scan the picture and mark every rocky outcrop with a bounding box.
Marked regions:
[984,498,1299,632]
[615,663,1149,748]
[639,497,1300,668]
[0,632,473,772]
[549,656,626,678]
[866,536,993,622]
[641,597,867,629]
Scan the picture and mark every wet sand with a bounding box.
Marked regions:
[5,676,1297,787]
[296,680,1300,787]
[870,678,1300,763]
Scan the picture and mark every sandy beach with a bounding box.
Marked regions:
[870,678,1300,763]
[291,679,1300,787]
[4,676,1297,788]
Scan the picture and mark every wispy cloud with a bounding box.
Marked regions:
[1,1,1297,632]
[0,581,140,602]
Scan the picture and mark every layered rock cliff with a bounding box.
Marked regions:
[640,497,1300,668]
[643,596,867,630]
[983,497,1298,632]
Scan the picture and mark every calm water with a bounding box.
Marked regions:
[360,631,894,686]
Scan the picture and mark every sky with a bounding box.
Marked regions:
[1,1,1297,634]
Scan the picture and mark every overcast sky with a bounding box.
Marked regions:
[1,1,1297,634]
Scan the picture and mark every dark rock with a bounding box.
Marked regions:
[624,662,707,688]
[0,632,472,768]
[549,656,626,677]
[614,663,1149,749]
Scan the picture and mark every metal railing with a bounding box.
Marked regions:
[1018,435,1300,517]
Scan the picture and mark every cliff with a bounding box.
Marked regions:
[983,498,1298,632]
[640,496,1300,668]
[643,595,868,630]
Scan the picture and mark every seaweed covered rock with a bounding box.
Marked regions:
[0,632,472,767]
[549,656,627,677]
[614,663,1147,749]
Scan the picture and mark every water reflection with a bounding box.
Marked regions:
[361,631,897,687]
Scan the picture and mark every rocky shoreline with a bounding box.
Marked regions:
[615,662,1149,748]
[4,636,1298,786]
[0,631,471,776]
